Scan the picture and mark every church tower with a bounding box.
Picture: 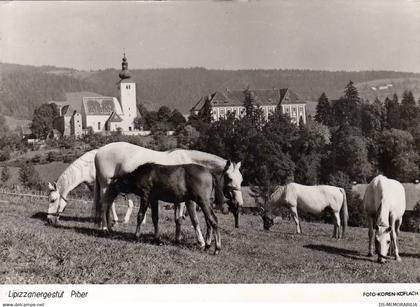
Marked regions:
[119,53,136,131]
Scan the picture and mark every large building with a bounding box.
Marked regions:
[191,88,307,124]
[53,54,139,136]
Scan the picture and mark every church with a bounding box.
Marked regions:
[53,54,139,137]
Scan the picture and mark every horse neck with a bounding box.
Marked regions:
[268,185,286,210]
[56,155,94,197]
[376,199,390,227]
[168,150,226,173]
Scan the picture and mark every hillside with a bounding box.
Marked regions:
[1,196,419,283]
[2,62,420,119]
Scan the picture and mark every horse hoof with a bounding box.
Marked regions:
[396,256,402,262]
[204,245,211,251]
[214,249,220,256]
[153,238,164,246]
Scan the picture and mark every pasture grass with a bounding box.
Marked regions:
[0,196,419,284]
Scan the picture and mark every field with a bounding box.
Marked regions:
[0,194,419,284]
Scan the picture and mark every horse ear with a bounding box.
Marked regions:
[224,160,232,172]
[236,161,242,170]
[48,182,55,191]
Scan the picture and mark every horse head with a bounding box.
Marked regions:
[259,206,275,231]
[222,160,243,228]
[374,224,392,264]
[46,182,67,225]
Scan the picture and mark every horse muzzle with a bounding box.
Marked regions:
[46,214,59,226]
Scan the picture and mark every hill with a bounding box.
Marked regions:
[2,62,420,119]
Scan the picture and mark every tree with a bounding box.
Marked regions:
[400,90,418,130]
[378,128,419,180]
[326,124,373,182]
[19,162,42,190]
[31,103,59,139]
[385,94,401,129]
[169,109,187,128]
[1,165,10,184]
[360,98,385,140]
[176,125,200,149]
[332,81,361,127]
[315,92,333,126]
[157,106,172,122]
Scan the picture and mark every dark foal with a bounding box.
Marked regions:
[111,163,224,254]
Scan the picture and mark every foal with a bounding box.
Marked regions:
[111,163,226,254]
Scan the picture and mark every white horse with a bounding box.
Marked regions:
[93,142,244,248]
[261,183,348,239]
[46,149,135,226]
[363,175,406,263]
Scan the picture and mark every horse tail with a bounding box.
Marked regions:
[212,173,225,210]
[339,188,349,238]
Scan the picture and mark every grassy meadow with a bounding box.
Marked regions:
[0,194,419,284]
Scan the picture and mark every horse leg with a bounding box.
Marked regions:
[198,198,221,255]
[174,202,183,244]
[289,206,301,234]
[106,187,119,232]
[390,217,402,262]
[135,196,149,240]
[367,215,374,257]
[99,186,109,233]
[185,200,205,248]
[111,201,119,224]
[151,199,162,244]
[123,199,134,224]
[204,218,213,250]
[332,211,341,239]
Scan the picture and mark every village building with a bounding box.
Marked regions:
[191,88,307,124]
[52,54,139,137]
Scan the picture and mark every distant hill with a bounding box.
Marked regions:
[354,78,420,103]
[2,62,420,120]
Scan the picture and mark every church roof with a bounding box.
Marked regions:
[82,97,123,116]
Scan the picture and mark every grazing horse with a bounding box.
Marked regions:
[261,183,348,239]
[93,142,243,244]
[110,163,237,254]
[46,149,135,226]
[363,175,406,263]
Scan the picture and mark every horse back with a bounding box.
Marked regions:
[286,183,343,213]
[364,175,406,219]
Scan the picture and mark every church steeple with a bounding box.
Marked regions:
[119,53,131,80]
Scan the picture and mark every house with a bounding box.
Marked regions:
[51,54,139,137]
[191,88,307,124]
[53,105,83,137]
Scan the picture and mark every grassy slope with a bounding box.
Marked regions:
[0,196,419,284]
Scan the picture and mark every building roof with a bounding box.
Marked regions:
[49,91,105,113]
[196,88,306,109]
[82,97,123,116]
[61,105,77,117]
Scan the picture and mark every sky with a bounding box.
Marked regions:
[1,0,420,72]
